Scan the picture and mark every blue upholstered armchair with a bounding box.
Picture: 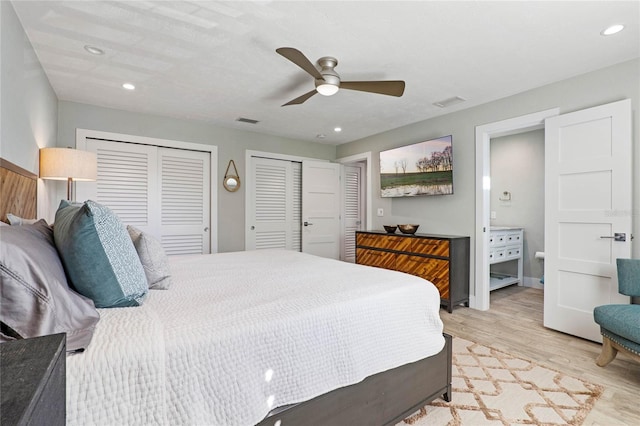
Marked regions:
[593,258,640,367]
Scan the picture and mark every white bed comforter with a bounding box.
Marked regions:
[67,249,444,426]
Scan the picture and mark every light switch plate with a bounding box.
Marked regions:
[491,211,497,219]
[377,208,384,217]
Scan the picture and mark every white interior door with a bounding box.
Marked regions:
[544,99,632,342]
[302,160,341,259]
[342,163,364,262]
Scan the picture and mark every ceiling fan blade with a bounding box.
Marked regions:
[282,89,317,106]
[340,80,406,97]
[276,47,324,80]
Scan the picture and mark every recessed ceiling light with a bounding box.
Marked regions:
[334,127,342,132]
[122,83,136,90]
[601,24,624,36]
[84,45,104,55]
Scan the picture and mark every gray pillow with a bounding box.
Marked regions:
[0,220,100,351]
[54,200,148,308]
[127,226,173,290]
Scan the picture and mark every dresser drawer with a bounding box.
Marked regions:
[356,233,412,251]
[410,238,450,257]
[356,248,396,269]
[396,254,450,298]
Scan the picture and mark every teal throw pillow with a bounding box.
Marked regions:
[54,200,148,308]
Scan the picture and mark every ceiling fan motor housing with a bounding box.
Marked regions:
[315,56,340,95]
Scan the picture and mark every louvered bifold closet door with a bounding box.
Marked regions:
[78,139,158,232]
[291,162,302,252]
[159,148,210,255]
[343,164,363,263]
[247,157,294,250]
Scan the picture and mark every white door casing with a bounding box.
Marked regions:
[342,163,365,262]
[544,99,632,342]
[302,160,341,259]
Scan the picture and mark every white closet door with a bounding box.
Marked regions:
[246,157,294,250]
[78,139,158,231]
[159,148,211,255]
[291,162,302,252]
[77,139,211,255]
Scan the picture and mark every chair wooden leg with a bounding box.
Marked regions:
[596,336,618,367]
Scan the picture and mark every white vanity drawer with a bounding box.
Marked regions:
[505,245,522,260]
[506,233,522,244]
[490,249,506,263]
[490,233,506,246]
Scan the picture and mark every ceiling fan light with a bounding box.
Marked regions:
[316,83,339,96]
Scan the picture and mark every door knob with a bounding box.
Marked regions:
[304,221,313,226]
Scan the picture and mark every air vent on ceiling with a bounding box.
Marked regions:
[433,96,466,108]
[236,117,260,124]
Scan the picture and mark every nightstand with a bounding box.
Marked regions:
[1,333,66,426]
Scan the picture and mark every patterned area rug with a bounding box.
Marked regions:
[400,337,604,425]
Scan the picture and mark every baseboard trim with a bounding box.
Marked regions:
[523,276,544,290]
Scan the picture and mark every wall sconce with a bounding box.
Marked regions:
[39,147,97,201]
[223,159,240,192]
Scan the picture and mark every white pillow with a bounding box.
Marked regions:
[7,213,37,226]
[127,226,173,290]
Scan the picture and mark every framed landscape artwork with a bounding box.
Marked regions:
[380,135,454,198]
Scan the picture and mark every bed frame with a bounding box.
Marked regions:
[257,334,452,426]
[0,157,453,425]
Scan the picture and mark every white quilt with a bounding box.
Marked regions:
[67,249,445,426]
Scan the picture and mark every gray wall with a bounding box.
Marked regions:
[57,101,336,252]
[0,1,59,219]
[490,129,544,282]
[337,58,640,297]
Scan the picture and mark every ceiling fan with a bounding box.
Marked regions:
[276,47,405,106]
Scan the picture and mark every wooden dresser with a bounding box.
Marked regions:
[1,333,66,426]
[356,231,470,312]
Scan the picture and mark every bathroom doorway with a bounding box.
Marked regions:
[474,108,559,311]
[489,130,545,298]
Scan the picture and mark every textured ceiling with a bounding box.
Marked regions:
[11,1,640,145]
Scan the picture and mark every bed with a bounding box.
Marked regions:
[0,157,452,425]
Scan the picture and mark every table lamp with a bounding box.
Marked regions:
[39,148,97,201]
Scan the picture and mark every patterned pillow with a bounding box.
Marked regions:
[54,200,148,308]
[0,220,100,351]
[127,225,173,290]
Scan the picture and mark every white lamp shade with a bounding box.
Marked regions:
[39,148,97,181]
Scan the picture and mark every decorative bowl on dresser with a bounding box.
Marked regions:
[356,230,470,312]
[397,224,419,234]
[1,333,66,426]
[383,225,397,233]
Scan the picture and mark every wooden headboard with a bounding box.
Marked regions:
[0,158,37,224]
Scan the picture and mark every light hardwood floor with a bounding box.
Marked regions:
[442,286,640,425]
